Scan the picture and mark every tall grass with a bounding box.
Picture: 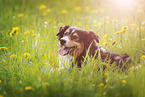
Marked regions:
[0,0,145,97]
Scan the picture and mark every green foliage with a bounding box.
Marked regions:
[0,0,145,97]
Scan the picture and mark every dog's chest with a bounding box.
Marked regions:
[58,55,73,68]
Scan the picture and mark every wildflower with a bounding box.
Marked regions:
[130,24,137,28]
[39,5,46,10]
[42,12,47,16]
[0,80,1,83]
[99,83,104,87]
[46,9,51,13]
[61,9,67,14]
[48,19,52,22]
[18,13,24,17]
[142,55,145,59]
[2,59,6,64]
[30,30,34,33]
[0,95,3,97]
[121,26,128,32]
[103,42,108,46]
[9,27,19,37]
[23,53,30,57]
[104,85,107,88]
[24,31,30,35]
[43,82,50,86]
[109,85,112,89]
[0,47,8,50]
[137,27,143,30]
[25,86,33,90]
[112,19,118,23]
[103,34,108,39]
[10,54,16,59]
[75,7,81,11]
[122,80,126,84]
[31,34,37,37]
[115,31,121,35]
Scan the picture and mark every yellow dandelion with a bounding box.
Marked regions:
[10,54,17,59]
[18,13,24,17]
[122,80,126,84]
[75,7,81,11]
[24,31,30,35]
[20,88,23,92]
[23,53,30,57]
[121,26,128,31]
[115,31,121,35]
[103,42,108,46]
[46,9,51,13]
[2,59,6,64]
[42,12,47,16]
[13,27,19,30]
[39,5,46,10]
[61,9,67,14]
[30,30,34,33]
[43,82,50,86]
[0,47,8,50]
[130,24,137,28]
[137,27,143,30]
[99,83,104,87]
[0,95,3,97]
[0,80,1,83]
[109,85,112,89]
[103,34,108,39]
[104,85,107,88]
[25,86,33,90]
[112,19,118,23]
[31,34,37,37]
[142,55,145,59]
[48,19,52,22]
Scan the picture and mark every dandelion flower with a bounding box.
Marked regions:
[0,47,8,50]
[61,9,67,14]
[39,5,46,10]
[18,13,24,17]
[103,34,108,39]
[30,30,34,33]
[137,27,143,30]
[43,82,50,86]
[42,12,47,16]
[0,80,1,83]
[25,86,33,90]
[10,54,16,59]
[2,59,6,64]
[142,55,145,59]
[109,85,112,89]
[115,31,121,35]
[31,34,37,37]
[122,80,126,84]
[0,95,3,97]
[99,83,104,87]
[121,26,128,31]
[46,9,51,13]
[24,31,30,35]
[75,7,81,11]
[23,53,30,57]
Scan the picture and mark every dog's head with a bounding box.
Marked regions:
[56,26,99,58]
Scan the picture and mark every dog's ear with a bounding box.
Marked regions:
[88,30,99,43]
[56,25,70,40]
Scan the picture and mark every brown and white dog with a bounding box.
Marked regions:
[56,26,132,69]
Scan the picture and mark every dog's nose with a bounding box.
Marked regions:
[60,39,66,45]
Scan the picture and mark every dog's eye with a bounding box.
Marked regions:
[72,36,79,41]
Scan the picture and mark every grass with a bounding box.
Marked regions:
[0,0,145,97]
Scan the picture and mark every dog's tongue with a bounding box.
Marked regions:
[59,47,72,56]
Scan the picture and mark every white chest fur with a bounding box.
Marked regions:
[58,55,73,69]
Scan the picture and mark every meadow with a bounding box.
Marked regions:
[0,0,145,97]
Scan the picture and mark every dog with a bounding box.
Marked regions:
[56,26,132,69]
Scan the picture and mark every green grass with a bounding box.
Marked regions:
[0,0,145,97]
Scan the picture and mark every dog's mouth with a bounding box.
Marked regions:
[59,46,77,56]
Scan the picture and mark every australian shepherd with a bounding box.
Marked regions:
[56,26,132,69]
